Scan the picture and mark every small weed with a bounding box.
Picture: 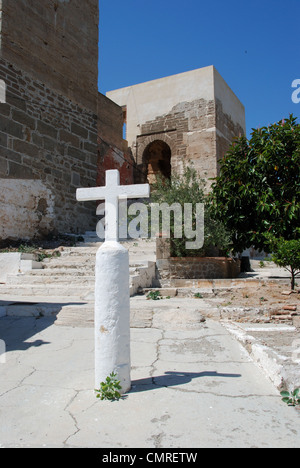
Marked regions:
[194,293,203,299]
[260,297,267,302]
[18,244,37,254]
[281,388,300,407]
[259,261,265,268]
[147,291,162,301]
[95,372,122,401]
[37,250,61,262]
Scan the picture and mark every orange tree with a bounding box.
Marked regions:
[210,115,300,254]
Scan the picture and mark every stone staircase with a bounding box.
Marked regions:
[0,236,157,321]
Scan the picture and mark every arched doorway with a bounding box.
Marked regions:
[143,140,171,184]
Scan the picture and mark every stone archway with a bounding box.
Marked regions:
[135,133,176,184]
[142,139,172,184]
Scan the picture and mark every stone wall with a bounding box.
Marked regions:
[0,0,98,112]
[97,93,134,186]
[155,238,241,286]
[107,66,246,188]
[0,0,99,242]
[134,98,217,184]
[0,57,98,241]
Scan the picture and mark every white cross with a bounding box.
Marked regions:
[76,170,150,242]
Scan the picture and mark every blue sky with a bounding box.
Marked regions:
[98,0,299,138]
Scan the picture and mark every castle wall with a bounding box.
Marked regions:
[97,93,134,187]
[0,0,99,241]
[106,66,246,187]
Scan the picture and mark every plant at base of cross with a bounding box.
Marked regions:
[95,372,122,401]
[146,290,162,300]
[281,388,300,407]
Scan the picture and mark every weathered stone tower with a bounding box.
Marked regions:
[0,0,99,242]
[107,66,246,187]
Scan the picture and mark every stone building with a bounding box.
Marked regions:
[0,1,246,245]
[0,0,99,242]
[106,66,246,186]
[97,93,135,187]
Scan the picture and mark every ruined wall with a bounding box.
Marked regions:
[0,0,99,241]
[0,0,98,112]
[135,98,217,184]
[107,66,246,188]
[97,93,134,186]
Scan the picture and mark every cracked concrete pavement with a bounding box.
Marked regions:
[0,297,299,448]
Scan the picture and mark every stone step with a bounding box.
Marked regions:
[0,263,155,298]
[54,304,153,328]
[54,305,94,327]
[11,265,143,277]
[60,244,156,255]
[0,284,93,298]
[19,268,94,276]
[6,266,146,284]
[0,283,141,298]
[6,275,96,284]
[45,256,155,268]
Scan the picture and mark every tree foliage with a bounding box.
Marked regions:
[265,232,300,290]
[150,166,231,257]
[211,115,300,253]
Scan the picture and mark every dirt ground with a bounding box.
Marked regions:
[204,282,300,324]
[212,282,299,308]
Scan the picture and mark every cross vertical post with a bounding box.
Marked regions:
[76,170,150,394]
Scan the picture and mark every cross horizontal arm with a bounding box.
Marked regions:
[117,184,150,199]
[76,184,150,202]
[76,186,107,202]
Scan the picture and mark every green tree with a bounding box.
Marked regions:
[211,115,300,253]
[150,166,231,257]
[265,233,300,290]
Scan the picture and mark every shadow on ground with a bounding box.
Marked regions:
[0,300,87,352]
[130,370,242,393]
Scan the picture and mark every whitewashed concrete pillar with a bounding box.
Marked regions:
[76,170,150,394]
[94,241,131,392]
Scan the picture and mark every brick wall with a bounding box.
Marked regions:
[155,238,241,286]
[0,58,98,241]
[0,0,99,242]
[0,0,98,112]
[97,93,134,186]
[134,97,230,187]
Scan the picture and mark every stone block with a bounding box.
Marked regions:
[12,109,35,129]
[37,120,58,139]
[59,129,80,147]
[67,146,86,162]
[13,139,39,158]
[0,157,8,176]
[0,114,23,138]
[0,131,8,147]
[8,161,34,178]
[293,316,300,328]
[71,122,88,139]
